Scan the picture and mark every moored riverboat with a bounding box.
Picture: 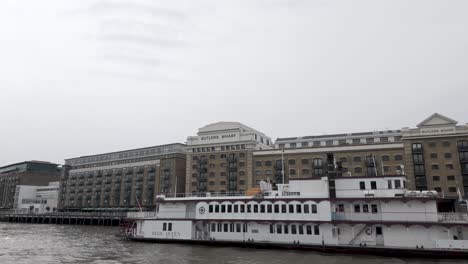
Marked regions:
[122,155,468,259]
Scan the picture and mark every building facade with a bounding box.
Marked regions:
[13,181,60,213]
[185,122,272,195]
[58,144,186,211]
[0,161,61,210]
[402,113,468,197]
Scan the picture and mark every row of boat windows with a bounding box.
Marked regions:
[269,224,320,235]
[208,203,318,214]
[209,223,320,236]
[336,204,379,213]
[162,223,173,231]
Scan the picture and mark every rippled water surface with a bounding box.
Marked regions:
[0,223,465,264]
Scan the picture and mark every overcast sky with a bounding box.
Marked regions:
[1,0,467,166]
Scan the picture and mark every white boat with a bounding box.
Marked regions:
[122,161,468,259]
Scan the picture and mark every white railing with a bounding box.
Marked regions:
[438,213,468,223]
[126,211,158,219]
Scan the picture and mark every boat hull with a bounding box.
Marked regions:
[127,237,468,260]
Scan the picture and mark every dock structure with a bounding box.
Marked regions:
[0,211,127,226]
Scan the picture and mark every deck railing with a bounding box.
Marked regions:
[438,213,468,223]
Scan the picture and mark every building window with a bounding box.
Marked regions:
[434,187,442,192]
[265,161,272,166]
[383,166,390,172]
[353,156,362,162]
[447,175,455,181]
[290,169,296,176]
[301,159,309,165]
[443,141,451,147]
[431,164,439,170]
[430,153,438,159]
[382,155,390,161]
[446,164,454,170]
[354,167,362,174]
[429,142,437,148]
[288,159,296,165]
[395,155,403,161]
[414,165,425,175]
[448,187,457,193]
[413,154,424,164]
[433,176,440,181]
[255,161,262,167]
[444,153,452,159]
[340,157,347,163]
[412,143,423,152]
[302,169,310,176]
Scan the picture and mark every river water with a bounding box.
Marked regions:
[0,223,465,264]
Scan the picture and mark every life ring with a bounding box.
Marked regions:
[365,227,372,236]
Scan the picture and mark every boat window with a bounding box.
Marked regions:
[314,225,320,235]
[306,225,312,235]
[260,204,266,213]
[234,204,239,213]
[215,205,220,213]
[274,204,280,213]
[277,224,282,234]
[337,204,344,212]
[298,225,304,235]
[217,223,222,232]
[291,225,297,234]
[363,204,369,213]
[270,224,275,234]
[311,204,317,214]
[163,223,167,231]
[227,204,232,213]
[304,204,310,213]
[394,180,401,189]
[236,223,241,232]
[254,204,259,213]
[168,223,172,231]
[359,181,366,190]
[209,205,213,213]
[267,204,273,213]
[284,225,289,234]
[371,181,377,190]
[211,223,216,232]
[230,223,234,232]
[221,204,226,213]
[376,226,383,235]
[371,204,378,213]
[240,204,245,213]
[281,204,287,213]
[387,180,392,189]
[243,224,247,233]
[354,204,361,213]
[296,204,302,213]
[223,224,228,232]
[289,204,294,213]
[247,204,252,213]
